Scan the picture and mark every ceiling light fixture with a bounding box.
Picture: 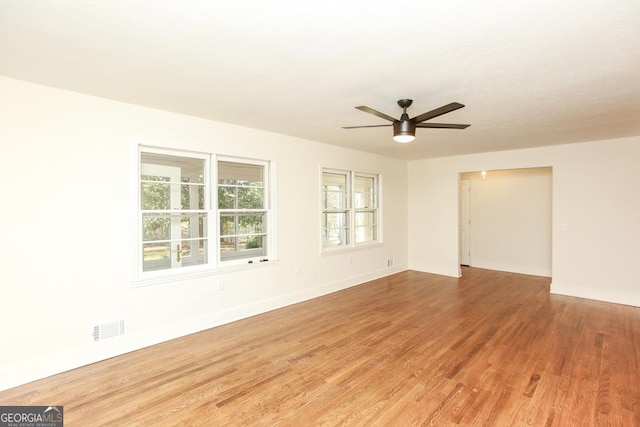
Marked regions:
[392,118,416,143]
[393,134,415,143]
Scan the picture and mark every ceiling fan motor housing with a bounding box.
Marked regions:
[394,120,416,137]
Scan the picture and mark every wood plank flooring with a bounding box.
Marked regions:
[2,268,639,426]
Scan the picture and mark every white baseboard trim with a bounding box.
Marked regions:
[408,263,460,278]
[0,265,406,392]
[550,282,640,308]
[470,261,551,278]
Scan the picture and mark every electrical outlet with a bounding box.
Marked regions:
[387,258,394,267]
[217,279,225,291]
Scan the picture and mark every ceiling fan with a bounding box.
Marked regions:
[343,99,470,143]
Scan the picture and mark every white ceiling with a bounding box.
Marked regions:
[1,1,639,160]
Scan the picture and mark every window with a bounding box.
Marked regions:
[139,148,272,277]
[322,168,379,250]
[140,152,208,272]
[322,171,350,248]
[354,174,378,243]
[218,160,268,261]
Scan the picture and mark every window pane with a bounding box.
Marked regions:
[181,181,205,210]
[220,214,265,236]
[181,213,207,239]
[245,235,264,249]
[323,172,348,210]
[220,236,235,253]
[238,187,264,209]
[142,153,205,182]
[323,212,349,246]
[142,181,206,211]
[354,176,375,209]
[142,242,171,271]
[181,215,191,239]
[141,180,171,210]
[141,153,205,210]
[355,212,376,243]
[218,186,235,209]
[143,213,206,241]
[218,161,264,186]
[142,238,208,271]
[180,239,208,267]
[142,214,171,241]
[181,239,192,257]
[220,236,267,260]
[220,214,235,236]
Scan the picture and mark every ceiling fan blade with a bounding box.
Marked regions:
[416,123,470,129]
[411,102,465,124]
[355,106,397,122]
[342,124,393,129]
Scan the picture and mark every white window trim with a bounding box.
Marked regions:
[320,166,382,255]
[132,146,277,287]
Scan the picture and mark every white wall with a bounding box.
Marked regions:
[0,77,408,391]
[409,137,640,307]
[461,168,552,277]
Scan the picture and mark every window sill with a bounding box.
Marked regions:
[320,241,383,257]
[131,259,278,288]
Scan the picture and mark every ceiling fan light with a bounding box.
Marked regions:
[393,120,416,143]
[393,134,415,143]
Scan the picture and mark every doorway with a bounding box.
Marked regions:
[458,167,552,277]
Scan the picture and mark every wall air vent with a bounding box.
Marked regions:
[93,320,125,342]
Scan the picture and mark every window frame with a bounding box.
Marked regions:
[321,167,381,253]
[135,146,275,285]
[353,172,379,244]
[321,169,351,249]
[216,156,272,265]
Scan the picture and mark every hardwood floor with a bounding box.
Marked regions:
[2,268,639,426]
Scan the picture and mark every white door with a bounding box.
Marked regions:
[141,163,183,270]
[459,178,471,266]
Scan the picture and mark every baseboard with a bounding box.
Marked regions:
[550,281,640,308]
[0,265,406,392]
[408,262,460,278]
[470,261,551,278]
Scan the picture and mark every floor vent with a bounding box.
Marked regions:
[93,320,125,342]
